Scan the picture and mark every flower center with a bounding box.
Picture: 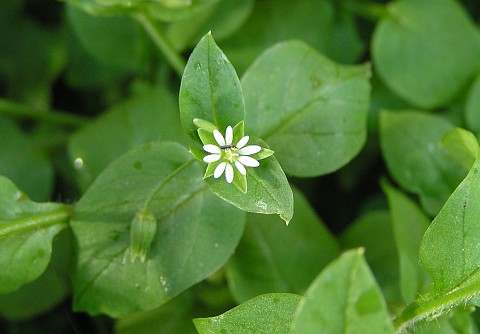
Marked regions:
[223,148,239,163]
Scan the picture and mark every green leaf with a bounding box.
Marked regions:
[0,176,71,294]
[67,5,148,71]
[420,156,480,293]
[441,128,478,170]
[372,0,480,109]
[382,181,431,303]
[194,293,301,334]
[0,115,54,201]
[290,249,395,334]
[380,110,469,216]
[465,73,480,135]
[69,87,189,191]
[242,40,371,177]
[71,142,245,317]
[0,230,71,320]
[148,0,223,22]
[179,32,245,141]
[226,187,339,303]
[205,138,293,224]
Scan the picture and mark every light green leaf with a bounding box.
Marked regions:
[69,87,189,191]
[441,128,478,170]
[290,249,395,334]
[380,110,469,216]
[372,0,480,109]
[242,40,370,177]
[205,138,293,224]
[0,176,71,295]
[179,32,244,141]
[420,156,480,293]
[226,187,338,303]
[194,293,301,334]
[382,181,431,303]
[71,142,245,317]
[465,73,480,135]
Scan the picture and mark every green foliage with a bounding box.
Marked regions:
[4,0,480,332]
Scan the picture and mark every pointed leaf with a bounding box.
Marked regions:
[420,156,480,293]
[372,0,480,109]
[180,32,244,141]
[194,293,301,334]
[291,249,395,334]
[242,40,370,177]
[0,176,70,294]
[71,142,245,317]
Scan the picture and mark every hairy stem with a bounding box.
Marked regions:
[133,13,186,77]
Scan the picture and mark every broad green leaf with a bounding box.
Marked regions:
[465,73,480,135]
[179,32,244,140]
[69,87,189,191]
[420,156,480,293]
[372,0,480,109]
[441,128,478,170]
[0,230,71,320]
[194,293,301,334]
[0,176,71,294]
[71,142,245,317]
[290,249,395,334]
[221,0,365,74]
[339,210,400,304]
[226,187,339,303]
[380,110,468,216]
[0,115,53,201]
[166,0,254,52]
[382,181,431,303]
[67,5,148,71]
[205,137,293,224]
[242,40,370,177]
[116,292,197,334]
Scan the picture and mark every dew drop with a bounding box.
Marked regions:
[74,158,84,169]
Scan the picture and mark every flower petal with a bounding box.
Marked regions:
[235,161,247,175]
[203,144,221,154]
[203,154,221,163]
[238,145,261,155]
[238,155,260,167]
[214,162,227,178]
[225,163,234,183]
[213,129,226,146]
[236,135,249,149]
[225,126,233,146]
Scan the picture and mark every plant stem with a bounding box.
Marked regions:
[394,280,480,332]
[0,98,89,127]
[133,13,186,77]
[342,1,390,21]
[0,205,73,236]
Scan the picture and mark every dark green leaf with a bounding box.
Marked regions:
[71,142,245,317]
[372,0,480,109]
[226,187,338,302]
[194,293,301,334]
[380,110,468,215]
[291,249,395,334]
[179,32,244,141]
[242,40,370,177]
[0,176,70,294]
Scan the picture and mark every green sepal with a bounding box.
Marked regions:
[193,118,217,133]
[233,170,247,193]
[189,147,206,162]
[233,121,245,144]
[253,148,274,161]
[198,128,217,146]
[204,160,221,179]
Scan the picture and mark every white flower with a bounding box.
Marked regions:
[203,126,261,183]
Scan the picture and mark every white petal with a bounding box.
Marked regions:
[235,161,247,175]
[236,135,249,149]
[203,144,221,154]
[225,126,233,146]
[237,155,259,167]
[203,154,221,163]
[238,145,261,155]
[214,162,227,178]
[213,129,226,146]
[225,163,234,183]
